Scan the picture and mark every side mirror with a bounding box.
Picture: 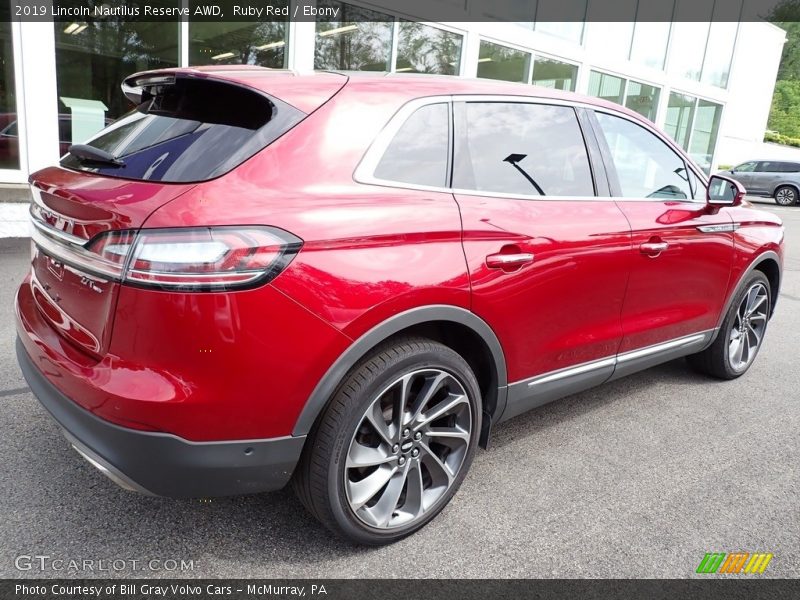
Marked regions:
[707,174,745,207]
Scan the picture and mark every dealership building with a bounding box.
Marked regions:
[0,0,788,188]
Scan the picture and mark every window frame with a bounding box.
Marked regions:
[476,38,533,84]
[587,107,708,203]
[587,68,662,122]
[372,101,452,189]
[355,94,620,201]
[530,54,580,92]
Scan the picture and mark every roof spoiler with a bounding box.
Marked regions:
[121,73,177,105]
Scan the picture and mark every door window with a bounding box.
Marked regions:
[757,161,779,172]
[453,102,594,197]
[734,161,756,172]
[373,103,449,187]
[595,111,695,200]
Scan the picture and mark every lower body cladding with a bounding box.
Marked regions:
[500,330,716,422]
[16,339,305,498]
[18,329,715,497]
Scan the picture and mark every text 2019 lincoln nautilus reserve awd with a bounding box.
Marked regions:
[14,67,784,544]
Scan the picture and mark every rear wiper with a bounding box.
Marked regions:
[503,153,545,195]
[68,144,125,168]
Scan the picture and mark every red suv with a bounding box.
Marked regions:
[15,67,784,545]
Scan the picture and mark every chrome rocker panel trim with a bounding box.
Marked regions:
[500,330,716,422]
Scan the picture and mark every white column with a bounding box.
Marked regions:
[654,83,672,130]
[290,21,317,72]
[180,19,189,67]
[461,28,481,78]
[17,20,59,176]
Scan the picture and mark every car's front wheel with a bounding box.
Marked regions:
[774,185,798,206]
[293,337,481,545]
[687,271,771,379]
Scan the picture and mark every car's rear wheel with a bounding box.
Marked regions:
[687,271,771,379]
[293,337,481,545]
[774,185,798,206]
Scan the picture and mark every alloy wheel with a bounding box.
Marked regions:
[776,187,797,206]
[344,369,473,529]
[728,282,769,371]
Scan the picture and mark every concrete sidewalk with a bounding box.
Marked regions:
[0,203,29,238]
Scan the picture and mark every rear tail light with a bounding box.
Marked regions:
[79,226,302,291]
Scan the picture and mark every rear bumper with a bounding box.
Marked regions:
[17,338,305,498]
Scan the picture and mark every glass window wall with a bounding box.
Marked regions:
[533,0,587,44]
[664,92,722,173]
[477,40,531,83]
[664,92,696,150]
[54,20,179,153]
[314,2,393,71]
[624,81,660,122]
[396,22,463,75]
[701,22,738,88]
[190,22,288,68]
[630,22,671,70]
[589,71,661,122]
[688,100,722,173]
[531,57,578,91]
[588,71,625,104]
[0,9,20,170]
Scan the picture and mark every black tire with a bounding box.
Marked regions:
[774,185,798,206]
[292,337,482,545]
[687,271,771,379]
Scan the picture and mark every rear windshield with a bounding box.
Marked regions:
[60,77,305,183]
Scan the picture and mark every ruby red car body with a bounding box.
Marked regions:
[14,68,784,511]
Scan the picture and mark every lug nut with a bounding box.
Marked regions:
[414,432,422,441]
[392,444,400,454]
[411,448,420,458]
[398,456,406,465]
[402,428,410,438]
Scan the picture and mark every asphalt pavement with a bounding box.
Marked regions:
[0,199,797,578]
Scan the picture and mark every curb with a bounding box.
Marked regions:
[0,185,31,204]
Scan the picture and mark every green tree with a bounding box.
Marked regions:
[768,2,800,140]
[775,22,800,80]
[768,79,800,137]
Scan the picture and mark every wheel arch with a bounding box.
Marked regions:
[715,250,782,335]
[753,255,781,315]
[773,182,800,199]
[292,305,508,446]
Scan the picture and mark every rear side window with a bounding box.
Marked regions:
[595,112,695,200]
[60,78,304,183]
[777,162,800,173]
[453,102,594,197]
[373,103,449,188]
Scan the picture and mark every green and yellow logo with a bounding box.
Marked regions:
[696,552,773,574]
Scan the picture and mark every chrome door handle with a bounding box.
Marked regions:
[639,242,669,256]
[486,252,535,270]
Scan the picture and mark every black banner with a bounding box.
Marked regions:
[7,0,800,23]
[3,579,800,600]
